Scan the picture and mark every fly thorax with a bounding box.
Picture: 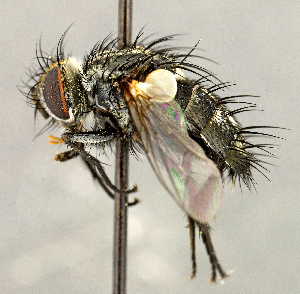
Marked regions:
[92,80,133,137]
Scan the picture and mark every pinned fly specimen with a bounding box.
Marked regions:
[22,29,280,282]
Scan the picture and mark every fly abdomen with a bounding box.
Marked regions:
[176,82,216,131]
[176,80,253,186]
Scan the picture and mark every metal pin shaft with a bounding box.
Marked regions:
[113,1,132,294]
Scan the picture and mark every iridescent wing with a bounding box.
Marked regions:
[125,70,223,223]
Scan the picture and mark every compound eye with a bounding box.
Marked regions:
[42,66,70,120]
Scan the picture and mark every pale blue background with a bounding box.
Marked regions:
[1,1,299,293]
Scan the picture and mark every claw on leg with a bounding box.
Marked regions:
[125,184,138,194]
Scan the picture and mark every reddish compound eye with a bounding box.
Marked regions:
[42,66,70,120]
[34,57,87,127]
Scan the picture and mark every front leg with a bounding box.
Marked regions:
[51,132,116,197]
[62,132,137,196]
[82,157,139,206]
[55,150,79,162]
[63,130,116,146]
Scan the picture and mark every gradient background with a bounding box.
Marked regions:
[1,1,299,293]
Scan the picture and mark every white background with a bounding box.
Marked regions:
[1,0,299,293]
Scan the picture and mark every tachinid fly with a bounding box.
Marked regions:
[22,29,279,282]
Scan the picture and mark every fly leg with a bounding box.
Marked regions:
[48,135,80,162]
[62,132,138,197]
[52,143,117,200]
[48,135,120,202]
[52,130,138,204]
[54,150,79,162]
[82,156,139,206]
[55,146,139,204]
[188,216,197,279]
[197,222,228,283]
